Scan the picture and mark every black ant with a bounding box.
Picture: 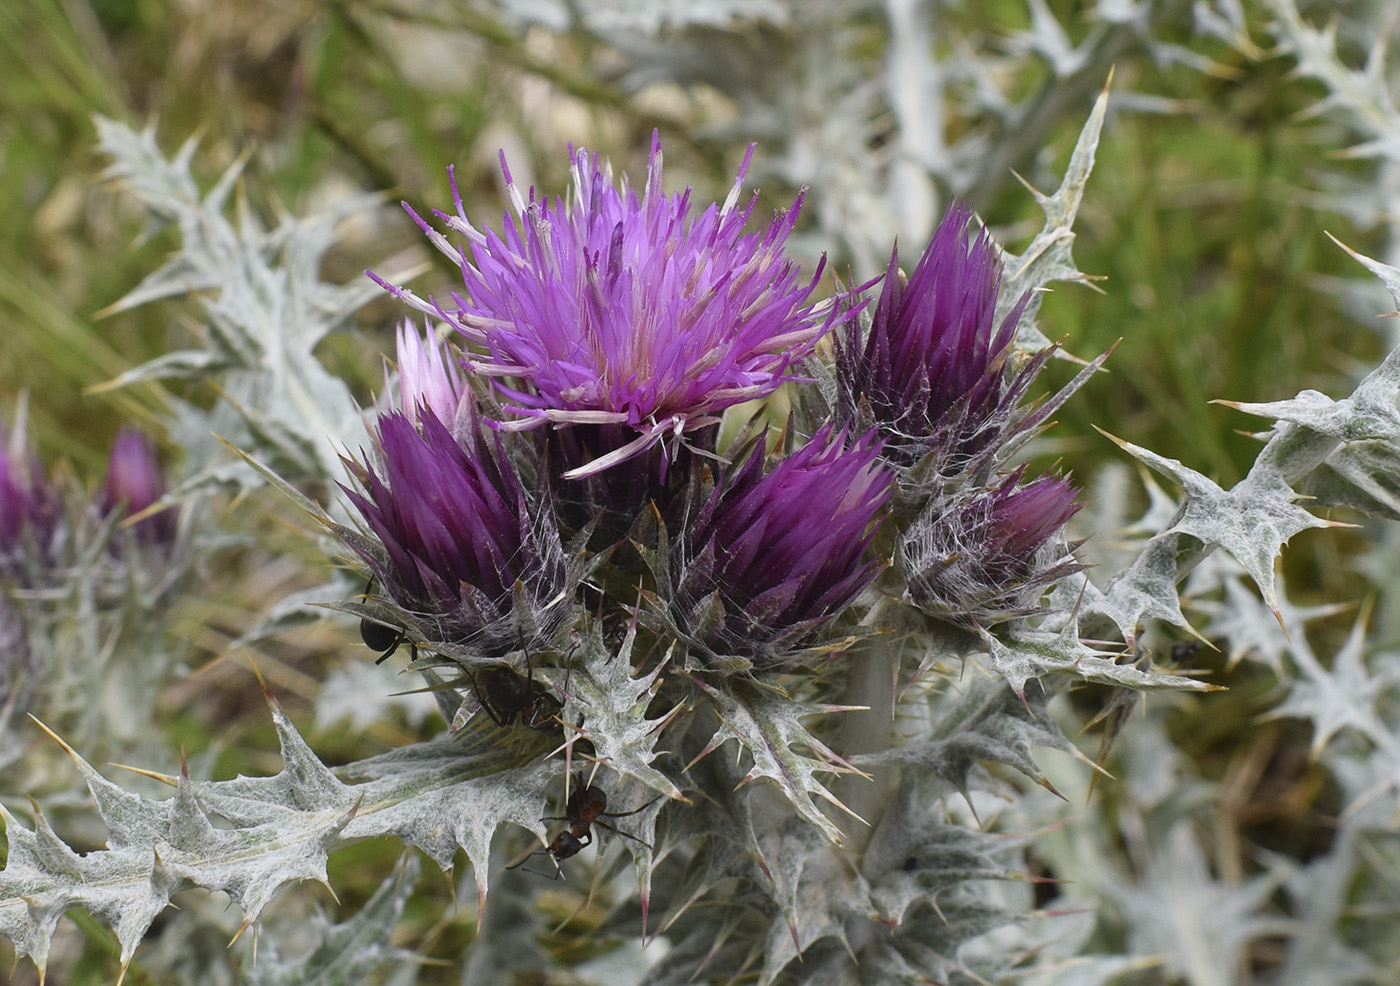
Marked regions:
[507,775,656,877]
[358,577,413,665]
[472,661,563,732]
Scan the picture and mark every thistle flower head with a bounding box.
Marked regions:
[374,133,842,480]
[0,413,61,580]
[99,428,175,548]
[341,408,567,656]
[903,470,1083,626]
[669,424,891,670]
[837,202,1032,471]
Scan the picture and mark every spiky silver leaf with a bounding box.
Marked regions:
[1105,822,1292,986]
[559,620,685,804]
[756,839,863,986]
[0,685,556,975]
[687,678,864,845]
[977,618,1209,700]
[750,783,1026,986]
[1079,538,1196,643]
[1101,431,1336,613]
[861,784,1025,931]
[94,117,402,490]
[1263,603,1392,757]
[855,676,1074,801]
[997,78,1112,352]
[1189,573,1344,676]
[1218,308,1400,521]
[246,855,425,986]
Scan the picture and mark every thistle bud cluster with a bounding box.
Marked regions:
[348,138,913,676]
[328,143,1097,978]
[1,413,179,766]
[831,204,1087,627]
[345,136,1088,700]
[2,415,175,585]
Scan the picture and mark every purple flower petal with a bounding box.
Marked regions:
[393,321,466,433]
[341,408,566,653]
[1,415,61,577]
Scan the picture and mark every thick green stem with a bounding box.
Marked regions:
[835,614,901,853]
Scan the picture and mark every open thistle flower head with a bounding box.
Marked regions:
[99,428,175,548]
[373,133,843,480]
[669,424,892,670]
[903,470,1083,626]
[1,413,62,581]
[836,201,1033,471]
[341,408,567,655]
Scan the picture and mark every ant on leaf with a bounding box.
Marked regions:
[472,660,563,732]
[507,772,657,879]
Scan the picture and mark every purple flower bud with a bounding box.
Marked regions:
[371,133,846,481]
[341,408,567,654]
[392,321,467,435]
[837,202,1034,471]
[1,416,61,579]
[903,471,1083,626]
[672,424,892,669]
[100,428,175,548]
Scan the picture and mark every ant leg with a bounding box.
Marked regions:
[469,671,508,728]
[505,847,563,880]
[602,795,662,819]
[373,638,400,665]
[594,818,653,850]
[594,794,661,849]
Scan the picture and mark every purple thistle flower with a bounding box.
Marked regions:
[0,414,61,580]
[99,428,176,548]
[836,202,1035,472]
[670,424,892,669]
[341,408,566,655]
[371,133,843,480]
[903,470,1083,626]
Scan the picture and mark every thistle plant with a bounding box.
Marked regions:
[8,2,1400,983]
[0,98,1197,982]
[1,409,184,775]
